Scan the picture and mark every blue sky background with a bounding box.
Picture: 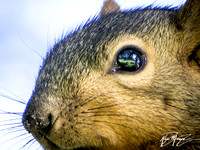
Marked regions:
[0,0,186,149]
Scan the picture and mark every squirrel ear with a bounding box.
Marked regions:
[178,0,200,29]
[99,0,121,17]
[178,0,200,67]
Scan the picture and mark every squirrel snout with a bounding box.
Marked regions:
[22,95,55,136]
[23,111,53,136]
[22,93,62,139]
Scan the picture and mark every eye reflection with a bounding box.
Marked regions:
[116,48,145,72]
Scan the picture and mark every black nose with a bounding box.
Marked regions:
[23,112,52,135]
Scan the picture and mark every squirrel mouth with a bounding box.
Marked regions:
[36,133,63,150]
[36,132,96,150]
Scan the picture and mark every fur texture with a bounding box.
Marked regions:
[23,0,200,149]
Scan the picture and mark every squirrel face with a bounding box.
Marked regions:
[22,0,200,149]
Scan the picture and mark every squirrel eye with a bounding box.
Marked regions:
[115,47,146,72]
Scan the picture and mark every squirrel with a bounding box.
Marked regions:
[21,0,200,149]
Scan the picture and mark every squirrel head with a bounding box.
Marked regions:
[23,0,200,149]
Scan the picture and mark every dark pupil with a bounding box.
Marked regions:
[117,49,143,71]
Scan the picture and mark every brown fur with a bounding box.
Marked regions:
[22,0,200,149]
[100,0,120,16]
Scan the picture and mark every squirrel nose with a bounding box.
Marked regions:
[23,112,52,135]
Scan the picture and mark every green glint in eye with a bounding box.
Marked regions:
[116,47,146,72]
